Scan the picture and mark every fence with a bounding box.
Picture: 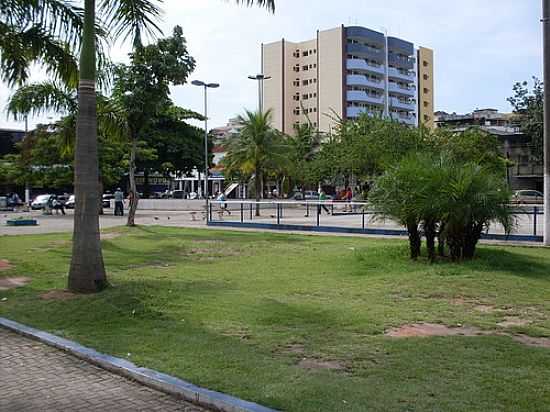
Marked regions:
[206,200,544,243]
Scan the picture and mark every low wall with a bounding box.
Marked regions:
[113,199,206,211]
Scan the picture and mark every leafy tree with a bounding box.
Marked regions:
[309,114,428,187]
[431,126,508,176]
[139,105,206,196]
[113,25,196,225]
[507,77,543,159]
[223,110,288,214]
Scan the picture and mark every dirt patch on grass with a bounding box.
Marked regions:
[0,277,31,290]
[101,232,122,240]
[386,323,488,338]
[282,343,306,355]
[498,317,532,328]
[386,322,550,350]
[474,304,496,313]
[298,358,347,371]
[0,260,13,271]
[512,335,550,348]
[39,290,79,301]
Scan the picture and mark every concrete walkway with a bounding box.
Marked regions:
[0,328,207,411]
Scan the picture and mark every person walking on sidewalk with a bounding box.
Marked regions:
[318,190,331,215]
[114,188,124,216]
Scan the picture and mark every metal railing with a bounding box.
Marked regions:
[206,200,545,242]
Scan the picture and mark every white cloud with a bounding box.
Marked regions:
[0,0,543,130]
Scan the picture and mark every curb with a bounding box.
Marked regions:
[0,317,278,412]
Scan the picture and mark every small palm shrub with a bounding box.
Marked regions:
[370,153,516,262]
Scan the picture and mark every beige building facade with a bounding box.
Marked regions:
[262,25,434,134]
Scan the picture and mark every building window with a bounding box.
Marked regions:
[424,114,430,121]
[423,74,429,80]
[423,88,429,94]
[293,80,300,87]
[423,60,429,67]
[302,65,309,71]
[313,63,317,68]
[293,94,300,101]
[302,51,309,57]
[293,109,300,115]
[314,107,317,112]
[302,94,309,100]
[423,101,429,107]
[313,78,317,83]
[293,66,300,72]
[313,49,317,54]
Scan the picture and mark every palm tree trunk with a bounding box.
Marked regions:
[406,220,421,260]
[424,220,437,263]
[68,0,107,293]
[127,134,139,226]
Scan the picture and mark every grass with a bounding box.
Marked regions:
[1,226,550,411]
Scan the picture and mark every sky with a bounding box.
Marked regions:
[0,0,543,131]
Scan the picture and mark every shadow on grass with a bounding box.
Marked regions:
[256,298,345,332]
[466,247,550,279]
[128,225,307,244]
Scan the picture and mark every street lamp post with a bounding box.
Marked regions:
[192,80,219,221]
[543,0,550,245]
[248,74,271,113]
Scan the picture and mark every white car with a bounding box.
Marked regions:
[31,194,53,210]
[513,190,544,205]
[65,195,76,209]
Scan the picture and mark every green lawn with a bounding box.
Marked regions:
[1,226,550,411]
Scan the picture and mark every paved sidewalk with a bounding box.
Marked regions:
[0,328,207,411]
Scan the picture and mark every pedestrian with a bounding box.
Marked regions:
[318,189,330,215]
[345,187,353,212]
[51,196,66,215]
[216,191,231,215]
[114,188,124,216]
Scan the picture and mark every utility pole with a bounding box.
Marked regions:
[248,74,271,113]
[543,0,550,245]
[191,80,220,221]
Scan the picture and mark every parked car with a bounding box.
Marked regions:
[172,190,185,199]
[102,193,114,208]
[65,195,76,209]
[513,190,544,204]
[31,194,54,210]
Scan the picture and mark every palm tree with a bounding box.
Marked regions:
[223,110,288,215]
[2,0,276,293]
[0,0,83,86]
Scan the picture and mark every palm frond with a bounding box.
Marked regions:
[7,81,77,120]
[99,0,163,47]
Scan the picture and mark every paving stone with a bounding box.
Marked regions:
[0,328,207,411]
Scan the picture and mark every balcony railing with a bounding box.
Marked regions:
[347,107,379,118]
[388,67,415,83]
[388,82,415,97]
[347,91,384,106]
[389,97,415,111]
[346,59,385,75]
[347,74,384,90]
[347,44,385,62]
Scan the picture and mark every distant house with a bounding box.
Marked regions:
[210,117,243,167]
[0,128,26,157]
[434,109,542,192]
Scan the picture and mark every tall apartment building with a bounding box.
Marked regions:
[262,25,434,134]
